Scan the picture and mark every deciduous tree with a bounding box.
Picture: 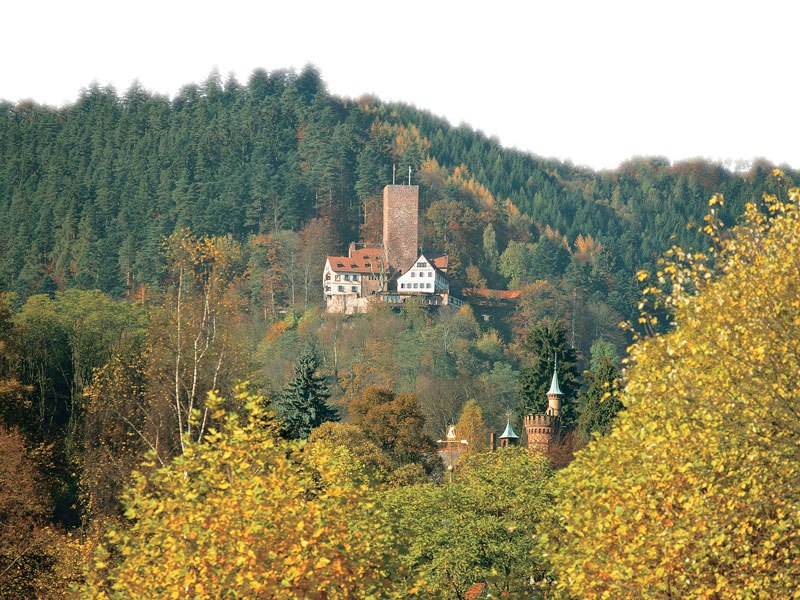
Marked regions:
[385,447,553,598]
[545,187,800,598]
[82,387,411,599]
[454,399,488,454]
[349,387,437,468]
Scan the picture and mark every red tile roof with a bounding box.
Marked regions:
[465,583,486,599]
[431,255,449,272]
[326,247,384,274]
[462,288,521,301]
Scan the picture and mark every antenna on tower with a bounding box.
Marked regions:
[392,164,396,185]
[408,165,412,185]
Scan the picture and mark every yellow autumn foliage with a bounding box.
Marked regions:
[545,187,800,598]
[82,387,411,599]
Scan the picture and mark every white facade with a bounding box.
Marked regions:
[396,254,449,294]
[323,258,364,298]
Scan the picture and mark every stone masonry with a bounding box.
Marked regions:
[383,185,419,274]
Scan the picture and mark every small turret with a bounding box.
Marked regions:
[525,356,563,455]
[498,419,519,448]
[546,357,563,417]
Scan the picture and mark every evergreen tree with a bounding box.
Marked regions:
[482,223,500,281]
[517,320,580,428]
[576,355,622,443]
[274,343,337,439]
[529,236,569,280]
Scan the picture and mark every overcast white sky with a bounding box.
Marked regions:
[2,0,797,171]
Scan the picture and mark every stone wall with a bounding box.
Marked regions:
[524,414,559,455]
[383,185,419,274]
[325,294,373,315]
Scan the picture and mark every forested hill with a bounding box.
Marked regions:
[0,64,795,307]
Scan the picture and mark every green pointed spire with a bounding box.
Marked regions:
[500,419,519,440]
[547,355,563,396]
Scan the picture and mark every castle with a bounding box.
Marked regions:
[523,362,563,454]
[324,184,460,313]
[443,362,565,464]
[491,362,563,456]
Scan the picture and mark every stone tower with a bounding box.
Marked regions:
[382,184,419,274]
[524,362,563,455]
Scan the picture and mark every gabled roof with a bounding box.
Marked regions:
[326,246,383,274]
[403,252,449,278]
[431,255,448,272]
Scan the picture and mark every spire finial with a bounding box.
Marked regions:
[548,353,563,397]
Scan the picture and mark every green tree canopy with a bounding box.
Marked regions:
[385,447,553,598]
[454,399,488,454]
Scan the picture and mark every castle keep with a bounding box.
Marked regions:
[382,184,419,274]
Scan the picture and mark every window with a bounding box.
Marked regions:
[428,271,433,277]
[334,274,340,281]
[337,285,344,292]
[352,274,359,281]
[413,282,418,289]
[351,286,357,292]
[426,282,431,289]
[400,283,405,289]
[417,261,427,267]
[344,274,350,281]
[410,272,415,277]
[325,273,330,280]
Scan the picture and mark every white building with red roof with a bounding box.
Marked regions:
[396,252,449,295]
[324,243,387,312]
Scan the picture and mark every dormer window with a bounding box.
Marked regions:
[365,262,371,268]
[337,263,344,268]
